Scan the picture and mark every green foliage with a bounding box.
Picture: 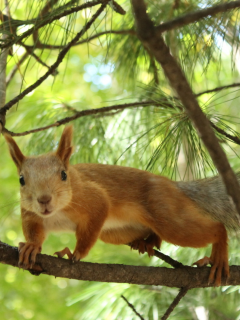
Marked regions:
[2,0,240,319]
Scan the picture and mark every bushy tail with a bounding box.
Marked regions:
[177,173,240,230]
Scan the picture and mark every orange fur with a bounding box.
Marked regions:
[4,126,232,286]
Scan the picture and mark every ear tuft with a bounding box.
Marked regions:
[56,125,73,166]
[4,134,25,170]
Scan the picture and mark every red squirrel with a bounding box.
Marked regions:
[4,125,240,286]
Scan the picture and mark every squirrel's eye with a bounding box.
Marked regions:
[61,170,67,181]
[19,175,25,186]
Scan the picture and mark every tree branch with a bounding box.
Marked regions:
[161,287,189,320]
[1,241,240,288]
[0,1,102,50]
[210,122,240,145]
[0,0,125,50]
[131,0,240,217]
[129,244,184,269]
[121,295,145,320]
[1,2,109,113]
[156,0,240,34]
[3,101,167,136]
[196,82,240,97]
[4,99,240,149]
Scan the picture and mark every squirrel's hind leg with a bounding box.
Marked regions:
[208,240,229,286]
[193,226,229,287]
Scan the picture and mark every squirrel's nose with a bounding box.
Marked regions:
[37,195,52,205]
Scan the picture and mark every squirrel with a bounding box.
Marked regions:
[4,125,240,286]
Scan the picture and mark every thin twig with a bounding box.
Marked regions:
[6,51,29,87]
[152,249,184,268]
[156,0,240,34]
[127,243,184,268]
[23,29,135,50]
[121,295,145,320]
[196,82,240,97]
[2,2,109,112]
[161,287,189,320]
[153,249,184,269]
[210,122,240,145]
[20,42,58,75]
[94,109,123,118]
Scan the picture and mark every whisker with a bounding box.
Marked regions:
[0,199,21,210]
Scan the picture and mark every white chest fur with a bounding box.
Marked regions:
[102,217,146,231]
[102,218,131,230]
[43,210,76,233]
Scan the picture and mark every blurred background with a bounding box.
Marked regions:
[1,0,240,319]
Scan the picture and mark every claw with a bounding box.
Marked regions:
[72,249,81,262]
[18,242,41,269]
[193,255,229,287]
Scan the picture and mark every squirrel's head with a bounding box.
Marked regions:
[4,125,74,218]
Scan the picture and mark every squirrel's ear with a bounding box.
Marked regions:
[56,125,73,166]
[4,134,25,170]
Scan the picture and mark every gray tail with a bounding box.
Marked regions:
[176,173,240,230]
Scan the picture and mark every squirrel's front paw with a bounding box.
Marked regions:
[18,242,42,269]
[72,250,81,262]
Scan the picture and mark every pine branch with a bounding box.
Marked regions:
[30,0,126,50]
[4,99,240,149]
[3,101,167,136]
[161,287,189,320]
[121,295,145,320]
[23,29,135,50]
[1,2,109,113]
[131,0,240,217]
[156,0,240,34]
[196,83,240,97]
[0,1,102,50]
[1,241,240,288]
